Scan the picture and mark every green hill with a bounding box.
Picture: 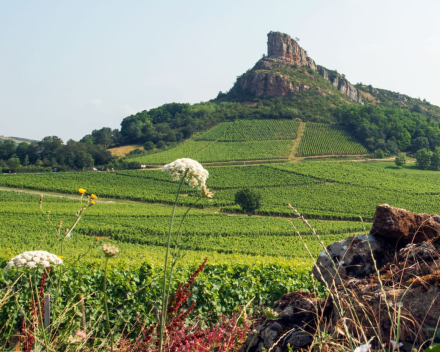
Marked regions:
[113,31,440,163]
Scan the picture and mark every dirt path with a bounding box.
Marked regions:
[0,187,116,203]
[289,121,305,160]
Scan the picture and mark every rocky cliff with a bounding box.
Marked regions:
[267,31,317,71]
[234,32,363,104]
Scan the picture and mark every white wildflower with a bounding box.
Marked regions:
[162,158,209,188]
[4,251,63,270]
[396,302,403,308]
[354,344,372,352]
[390,340,403,350]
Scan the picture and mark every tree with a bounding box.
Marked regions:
[394,153,407,168]
[144,141,155,151]
[234,188,262,216]
[6,157,21,170]
[415,148,433,170]
[431,147,440,170]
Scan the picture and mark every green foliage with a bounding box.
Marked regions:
[235,188,262,215]
[335,105,440,154]
[416,148,433,170]
[296,122,367,156]
[394,153,407,168]
[218,119,300,141]
[144,141,155,151]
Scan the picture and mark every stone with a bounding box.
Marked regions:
[312,235,393,286]
[318,66,328,80]
[284,331,313,348]
[236,72,295,97]
[231,31,364,104]
[267,31,316,70]
[240,290,325,352]
[371,204,440,246]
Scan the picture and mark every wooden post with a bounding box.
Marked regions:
[44,294,50,329]
[80,294,86,331]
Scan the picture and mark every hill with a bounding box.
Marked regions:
[0,136,36,144]
[113,31,440,162]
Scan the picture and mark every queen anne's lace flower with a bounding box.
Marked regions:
[354,344,372,352]
[4,251,63,270]
[162,158,209,188]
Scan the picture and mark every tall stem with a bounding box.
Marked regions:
[164,197,202,311]
[158,171,187,352]
[33,272,49,351]
[103,257,113,352]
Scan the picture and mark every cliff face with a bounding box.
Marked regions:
[237,72,310,97]
[267,31,317,71]
[234,31,363,104]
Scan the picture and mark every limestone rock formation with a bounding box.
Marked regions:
[233,31,363,103]
[267,31,317,71]
[236,72,295,97]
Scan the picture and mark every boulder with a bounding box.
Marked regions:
[240,290,328,352]
[312,234,393,286]
[371,204,440,246]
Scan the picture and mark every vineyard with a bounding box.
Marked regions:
[2,162,440,220]
[129,119,299,164]
[296,122,367,156]
[2,159,440,346]
[127,120,371,165]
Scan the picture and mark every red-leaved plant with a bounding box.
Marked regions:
[21,267,50,352]
[119,258,250,351]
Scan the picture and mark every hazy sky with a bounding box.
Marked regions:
[1,0,439,142]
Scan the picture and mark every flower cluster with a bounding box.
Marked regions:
[102,243,120,258]
[5,251,63,270]
[162,158,209,188]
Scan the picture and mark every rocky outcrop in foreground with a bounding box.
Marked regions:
[241,205,440,352]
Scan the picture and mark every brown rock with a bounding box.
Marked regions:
[267,31,316,70]
[371,204,440,246]
[236,72,295,97]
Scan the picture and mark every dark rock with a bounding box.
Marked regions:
[371,204,440,246]
[240,290,326,352]
[284,331,313,348]
[312,234,393,286]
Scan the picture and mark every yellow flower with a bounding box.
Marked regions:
[90,194,97,200]
[78,188,86,194]
[90,200,95,205]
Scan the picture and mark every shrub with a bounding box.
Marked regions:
[234,188,262,216]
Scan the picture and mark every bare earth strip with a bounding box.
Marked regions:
[289,121,305,160]
[0,187,116,203]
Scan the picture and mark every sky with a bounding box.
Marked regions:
[1,0,439,142]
